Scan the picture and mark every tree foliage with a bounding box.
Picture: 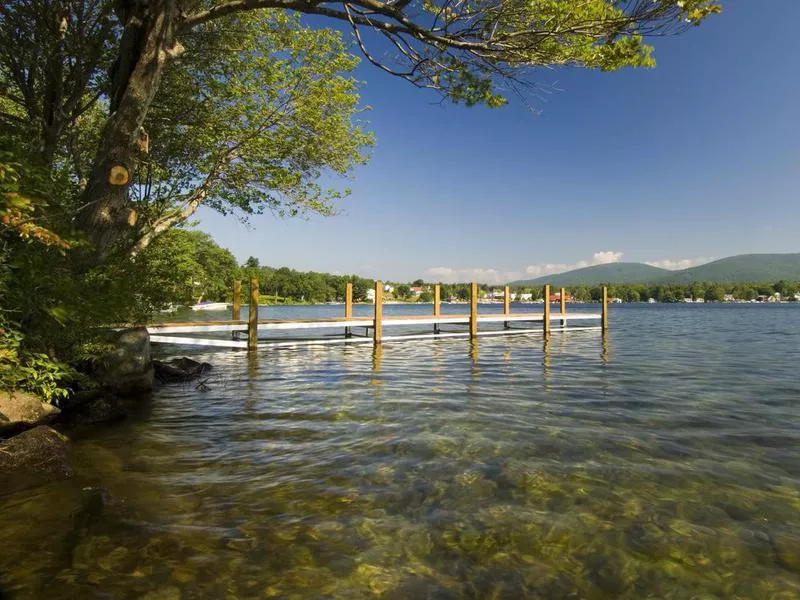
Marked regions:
[127,12,373,253]
[509,281,800,303]
[252,264,374,303]
[0,159,70,249]
[1,3,374,257]
[1,155,75,399]
[135,229,240,306]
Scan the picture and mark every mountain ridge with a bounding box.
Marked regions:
[511,262,670,286]
[510,253,800,286]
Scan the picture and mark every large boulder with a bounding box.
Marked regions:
[96,327,154,396]
[0,426,72,479]
[0,390,60,437]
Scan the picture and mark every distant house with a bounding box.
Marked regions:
[549,292,573,303]
[723,294,735,302]
[409,286,424,296]
[383,284,394,293]
[682,297,694,303]
[794,293,800,302]
[647,297,657,304]
[490,289,506,300]
[516,292,533,301]
[366,288,376,302]
[610,297,623,304]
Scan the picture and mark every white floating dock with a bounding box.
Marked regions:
[147,312,602,349]
[144,281,609,351]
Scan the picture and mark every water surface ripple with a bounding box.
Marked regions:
[1,304,799,598]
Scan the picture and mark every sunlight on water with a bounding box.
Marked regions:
[1,305,799,599]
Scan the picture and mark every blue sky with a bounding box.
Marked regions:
[196,1,800,284]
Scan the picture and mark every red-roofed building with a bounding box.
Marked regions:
[549,291,573,303]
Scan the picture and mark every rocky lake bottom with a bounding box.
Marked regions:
[1,304,798,599]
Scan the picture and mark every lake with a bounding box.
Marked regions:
[1,304,799,598]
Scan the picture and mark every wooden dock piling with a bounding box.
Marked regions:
[232,280,241,321]
[470,282,478,338]
[503,285,511,329]
[374,280,383,344]
[601,286,609,332]
[345,283,353,318]
[345,282,353,338]
[248,277,259,351]
[543,284,551,336]
[433,284,441,334]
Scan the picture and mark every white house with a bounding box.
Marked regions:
[516,292,533,301]
[366,288,376,302]
[383,284,394,293]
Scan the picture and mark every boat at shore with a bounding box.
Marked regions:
[190,301,230,311]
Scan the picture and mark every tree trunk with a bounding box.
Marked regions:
[75,0,181,261]
[39,2,68,165]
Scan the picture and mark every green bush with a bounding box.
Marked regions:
[0,314,72,404]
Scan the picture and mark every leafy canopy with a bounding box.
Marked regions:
[185,0,721,108]
[136,229,240,307]
[131,12,373,243]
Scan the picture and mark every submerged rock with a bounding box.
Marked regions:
[58,392,128,426]
[62,487,111,567]
[0,426,72,479]
[767,529,800,573]
[140,586,181,600]
[153,357,213,383]
[0,390,60,437]
[96,327,154,396]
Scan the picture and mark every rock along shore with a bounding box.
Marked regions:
[1,327,211,486]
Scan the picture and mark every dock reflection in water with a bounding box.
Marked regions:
[0,304,799,599]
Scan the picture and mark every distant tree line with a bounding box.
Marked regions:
[509,281,800,302]
[135,231,373,305]
[393,281,800,303]
[240,257,374,303]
